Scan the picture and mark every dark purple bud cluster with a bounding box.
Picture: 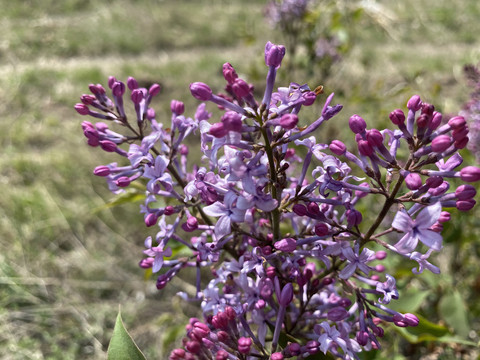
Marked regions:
[75,42,479,359]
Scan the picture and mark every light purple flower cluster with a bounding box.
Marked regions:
[461,63,480,163]
[75,42,480,359]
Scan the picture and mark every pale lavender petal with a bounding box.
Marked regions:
[215,215,231,239]
[339,262,356,279]
[203,202,227,217]
[416,202,442,229]
[393,232,418,253]
[392,210,412,232]
[417,229,443,251]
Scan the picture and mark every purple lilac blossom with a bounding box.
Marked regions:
[75,42,480,360]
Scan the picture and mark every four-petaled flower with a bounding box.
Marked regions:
[392,202,443,254]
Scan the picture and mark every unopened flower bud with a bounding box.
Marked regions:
[349,114,367,134]
[280,113,299,130]
[303,91,316,106]
[454,137,469,149]
[438,211,451,223]
[405,172,422,190]
[112,81,126,97]
[145,213,158,227]
[403,313,419,327]
[93,165,110,176]
[171,100,185,115]
[460,166,480,182]
[209,122,228,138]
[327,307,348,321]
[190,82,212,101]
[127,77,138,90]
[407,95,422,111]
[264,41,286,68]
[389,109,405,125]
[356,331,369,346]
[221,111,243,132]
[237,337,252,354]
[292,204,307,216]
[279,283,294,306]
[271,353,284,360]
[115,176,131,187]
[457,199,476,211]
[357,140,373,156]
[431,135,452,152]
[100,140,117,152]
[329,140,346,155]
[429,111,442,130]
[149,83,161,97]
[274,238,297,253]
[314,222,329,236]
[456,184,477,200]
[222,62,238,84]
[75,103,90,115]
[232,78,250,98]
[367,129,383,147]
[131,89,144,104]
[448,116,466,130]
[376,251,387,260]
[346,209,362,226]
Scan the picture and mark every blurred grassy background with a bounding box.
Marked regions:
[0,0,479,359]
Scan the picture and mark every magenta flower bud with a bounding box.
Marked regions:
[89,83,106,95]
[456,184,477,200]
[179,144,189,155]
[460,166,480,182]
[454,137,469,149]
[305,340,320,354]
[209,122,228,138]
[457,199,476,211]
[346,209,362,226]
[429,111,442,130]
[438,211,451,223]
[314,222,329,236]
[279,283,294,306]
[115,176,131,187]
[303,91,316,106]
[389,109,405,125]
[75,103,90,115]
[224,306,237,321]
[232,78,250,98]
[416,114,429,128]
[183,216,198,232]
[271,352,284,360]
[356,331,369,346]
[108,76,117,89]
[452,127,469,141]
[262,245,272,255]
[376,250,387,260]
[426,176,443,188]
[264,41,286,68]
[131,89,144,104]
[329,140,346,155]
[357,140,374,156]
[149,83,161,97]
[127,77,138,90]
[279,113,299,130]
[100,140,117,152]
[274,238,297,253]
[139,257,154,269]
[366,129,383,147]
[112,81,126,97]
[375,264,385,272]
[216,330,229,342]
[185,340,201,354]
[144,213,158,227]
[146,108,156,120]
[93,165,111,176]
[80,94,96,105]
[448,116,466,130]
[170,100,185,115]
[164,205,175,215]
[421,102,435,116]
[222,62,238,84]
[237,337,252,354]
[431,135,452,152]
[307,202,320,215]
[349,114,367,134]
[192,322,210,340]
[285,343,301,356]
[407,95,422,111]
[403,313,419,327]
[373,325,384,337]
[292,204,307,216]
[215,349,228,360]
[266,266,276,278]
[169,348,186,360]
[212,314,228,330]
[405,172,422,190]
[327,307,349,321]
[190,82,212,101]
[221,111,243,132]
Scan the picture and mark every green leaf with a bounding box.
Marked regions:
[94,188,146,212]
[388,287,430,313]
[107,310,147,360]
[438,290,470,338]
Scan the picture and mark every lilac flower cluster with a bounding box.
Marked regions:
[75,42,480,359]
[461,63,480,163]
